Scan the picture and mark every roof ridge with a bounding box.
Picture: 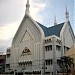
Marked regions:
[36,21,48,28]
[36,21,64,37]
[36,21,64,28]
[48,22,64,28]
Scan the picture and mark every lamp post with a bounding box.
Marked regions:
[14,69,17,75]
[21,67,26,75]
[42,67,47,75]
[52,37,57,75]
[8,68,12,75]
[43,40,46,75]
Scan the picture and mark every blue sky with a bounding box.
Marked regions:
[0,0,75,54]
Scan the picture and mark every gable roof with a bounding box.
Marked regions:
[37,22,64,37]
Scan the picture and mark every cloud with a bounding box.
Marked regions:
[0,0,46,25]
[34,3,46,8]
[0,0,47,53]
[0,0,46,40]
[0,0,25,25]
[0,22,20,40]
[0,38,12,54]
[30,2,46,22]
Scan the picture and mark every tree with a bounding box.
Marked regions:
[59,56,74,75]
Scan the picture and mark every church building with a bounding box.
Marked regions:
[5,0,75,75]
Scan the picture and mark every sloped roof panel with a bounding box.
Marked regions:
[37,22,64,37]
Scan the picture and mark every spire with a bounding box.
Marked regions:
[65,4,69,20]
[54,15,57,26]
[25,0,30,15]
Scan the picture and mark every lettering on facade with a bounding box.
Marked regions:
[21,47,31,56]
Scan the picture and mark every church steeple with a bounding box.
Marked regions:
[65,5,69,20]
[25,0,30,15]
[54,15,57,26]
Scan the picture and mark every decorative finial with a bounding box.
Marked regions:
[65,4,69,20]
[54,15,57,26]
[25,0,30,15]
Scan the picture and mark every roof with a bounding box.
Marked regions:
[37,22,64,37]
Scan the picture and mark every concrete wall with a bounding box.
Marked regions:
[6,17,44,72]
[63,24,74,48]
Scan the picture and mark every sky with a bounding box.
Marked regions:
[0,0,75,54]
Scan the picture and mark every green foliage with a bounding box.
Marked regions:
[59,56,74,74]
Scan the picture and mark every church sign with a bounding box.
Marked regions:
[21,47,31,56]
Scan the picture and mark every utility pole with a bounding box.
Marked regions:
[43,48,45,75]
[52,37,57,75]
[43,40,45,75]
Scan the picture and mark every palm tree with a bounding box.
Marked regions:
[59,56,74,75]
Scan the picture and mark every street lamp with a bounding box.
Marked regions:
[42,67,47,75]
[8,68,12,75]
[21,68,26,75]
[14,69,17,75]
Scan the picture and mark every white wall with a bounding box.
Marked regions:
[5,17,44,72]
[63,23,74,48]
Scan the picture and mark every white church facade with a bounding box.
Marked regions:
[5,0,75,75]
